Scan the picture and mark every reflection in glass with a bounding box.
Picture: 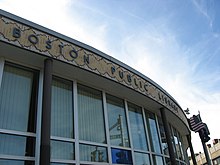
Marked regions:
[128,103,148,150]
[134,152,150,165]
[173,128,182,160]
[145,111,161,153]
[51,77,73,138]
[170,124,177,157]
[79,144,107,162]
[180,162,186,165]
[158,117,169,155]
[78,85,106,143]
[0,160,34,165]
[152,155,164,165]
[51,140,74,160]
[178,134,185,161]
[165,157,171,165]
[0,133,35,156]
[111,148,132,164]
[0,64,38,132]
[106,94,130,147]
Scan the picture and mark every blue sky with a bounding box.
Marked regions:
[1,0,220,154]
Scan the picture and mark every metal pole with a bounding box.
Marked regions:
[199,131,212,165]
[40,58,53,165]
[186,134,197,165]
[160,108,177,165]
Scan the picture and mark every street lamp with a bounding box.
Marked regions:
[184,108,190,115]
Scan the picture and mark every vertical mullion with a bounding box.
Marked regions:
[40,58,53,165]
[170,125,177,157]
[142,108,153,164]
[74,81,80,165]
[155,115,163,152]
[124,100,134,164]
[35,69,43,165]
[155,114,166,164]
[102,91,112,164]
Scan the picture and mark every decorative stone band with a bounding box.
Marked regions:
[0,16,189,127]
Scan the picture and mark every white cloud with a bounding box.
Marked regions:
[0,0,109,54]
[111,22,220,153]
[192,0,214,29]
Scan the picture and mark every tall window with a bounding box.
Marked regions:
[178,133,185,161]
[78,85,107,163]
[0,63,38,164]
[78,85,106,143]
[51,77,73,138]
[170,124,177,158]
[51,77,74,162]
[145,111,161,154]
[158,117,169,155]
[106,94,130,147]
[173,128,183,160]
[128,102,148,151]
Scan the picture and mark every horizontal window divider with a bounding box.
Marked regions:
[79,160,109,165]
[110,145,131,151]
[163,155,170,158]
[178,159,187,163]
[0,154,35,161]
[50,136,75,143]
[151,153,166,157]
[50,159,76,164]
[0,129,36,137]
[79,140,108,147]
[133,149,151,154]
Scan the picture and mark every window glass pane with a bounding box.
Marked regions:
[173,128,182,160]
[0,64,38,132]
[165,157,171,165]
[179,161,185,165]
[111,148,132,164]
[106,94,130,147]
[158,117,169,155]
[134,152,150,165]
[145,111,161,153]
[178,134,185,161]
[51,77,73,138]
[79,144,107,162]
[170,125,177,157]
[0,133,35,156]
[0,160,34,165]
[51,140,75,160]
[213,157,220,164]
[128,103,148,150]
[78,85,106,143]
[152,155,164,165]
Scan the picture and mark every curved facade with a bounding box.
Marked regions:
[0,10,190,165]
